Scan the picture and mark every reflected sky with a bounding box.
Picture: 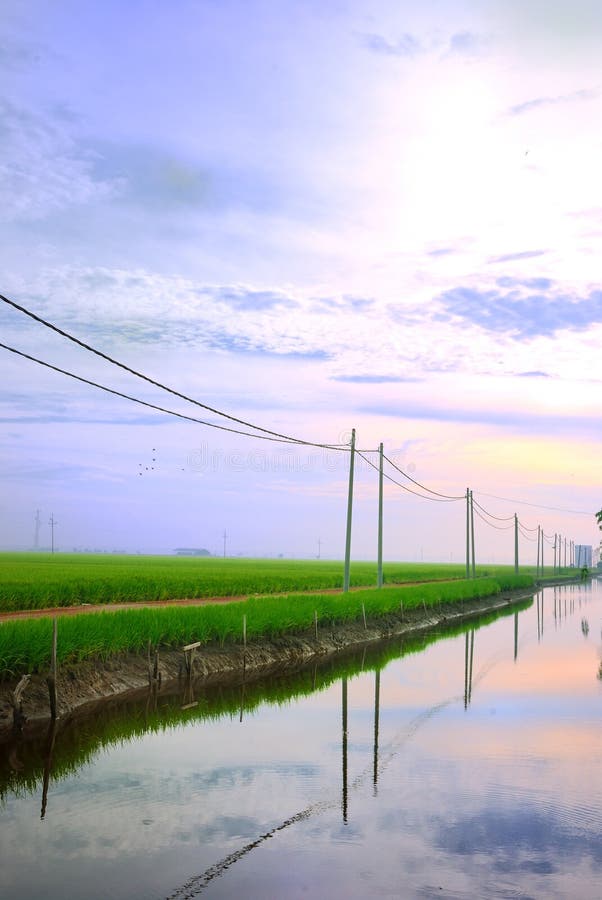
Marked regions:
[1,581,601,899]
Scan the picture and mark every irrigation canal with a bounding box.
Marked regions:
[1,580,601,899]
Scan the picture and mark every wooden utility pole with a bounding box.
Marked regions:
[343,429,356,592]
[377,443,383,588]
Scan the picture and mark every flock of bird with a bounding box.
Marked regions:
[137,448,157,475]
[137,449,187,475]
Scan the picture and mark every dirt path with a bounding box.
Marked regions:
[0,580,447,622]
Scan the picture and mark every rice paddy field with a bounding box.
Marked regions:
[0,552,536,612]
[0,553,574,678]
[0,569,535,677]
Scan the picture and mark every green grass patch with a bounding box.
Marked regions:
[0,573,534,677]
[0,552,538,612]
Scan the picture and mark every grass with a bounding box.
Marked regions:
[0,552,556,612]
[0,572,534,677]
[0,595,531,804]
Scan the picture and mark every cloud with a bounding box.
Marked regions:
[436,283,602,339]
[436,804,602,867]
[508,86,599,116]
[207,286,299,311]
[331,375,419,384]
[427,247,457,257]
[496,276,553,290]
[447,31,488,57]
[359,32,421,58]
[359,399,602,436]
[516,370,551,378]
[0,100,118,222]
[488,250,548,264]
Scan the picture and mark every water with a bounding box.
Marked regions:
[1,581,601,899]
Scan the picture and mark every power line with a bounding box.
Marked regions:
[0,342,346,446]
[382,453,464,500]
[0,292,348,451]
[474,490,592,517]
[356,451,459,502]
[472,497,514,522]
[518,521,539,532]
[472,506,514,531]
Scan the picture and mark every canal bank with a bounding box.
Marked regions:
[0,582,546,738]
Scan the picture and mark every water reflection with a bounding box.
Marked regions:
[1,583,601,900]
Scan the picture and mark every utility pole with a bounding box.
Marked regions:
[343,428,356,593]
[223,529,227,559]
[34,509,41,550]
[465,487,470,579]
[536,525,541,577]
[514,514,519,575]
[49,514,57,554]
[377,442,383,588]
[470,490,476,578]
[317,538,321,560]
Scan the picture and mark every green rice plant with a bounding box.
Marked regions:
[0,573,534,677]
[0,552,525,612]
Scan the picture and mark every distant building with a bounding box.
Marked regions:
[174,548,211,557]
[574,545,592,568]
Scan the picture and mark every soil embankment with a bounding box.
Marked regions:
[0,586,539,739]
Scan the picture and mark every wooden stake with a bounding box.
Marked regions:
[11,674,30,732]
[46,617,58,720]
[362,602,367,630]
[314,610,318,640]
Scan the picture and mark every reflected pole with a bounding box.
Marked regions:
[342,677,348,823]
[468,630,475,704]
[464,631,469,707]
[373,670,380,794]
[513,612,518,661]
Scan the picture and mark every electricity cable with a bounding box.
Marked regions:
[472,506,514,531]
[474,490,591,517]
[0,292,348,451]
[0,342,342,446]
[382,453,464,500]
[356,451,459,502]
[471,498,514,522]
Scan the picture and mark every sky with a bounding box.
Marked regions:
[1,0,600,560]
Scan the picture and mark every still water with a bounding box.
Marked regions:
[1,581,601,899]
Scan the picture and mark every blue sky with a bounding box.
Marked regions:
[1,0,600,559]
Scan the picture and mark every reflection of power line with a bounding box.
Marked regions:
[167,683,464,898]
[171,607,535,897]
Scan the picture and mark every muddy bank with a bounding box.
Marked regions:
[0,587,539,740]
